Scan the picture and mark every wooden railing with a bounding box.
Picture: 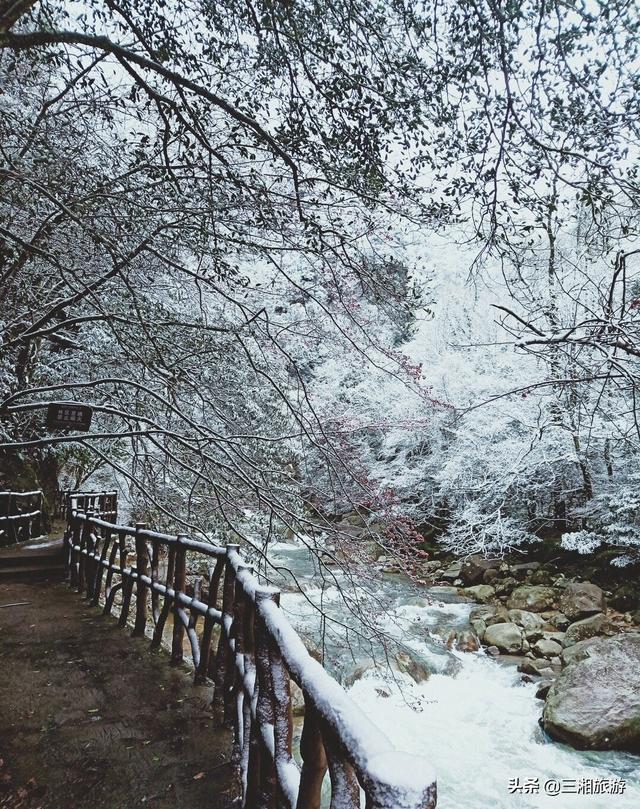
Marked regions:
[0,490,44,546]
[64,494,437,809]
[55,489,117,523]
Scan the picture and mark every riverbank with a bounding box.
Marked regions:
[268,539,640,808]
[409,543,640,754]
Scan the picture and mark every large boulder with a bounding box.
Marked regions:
[428,585,460,600]
[533,638,563,659]
[423,560,443,573]
[467,610,486,639]
[344,660,377,686]
[483,622,524,653]
[542,631,566,647]
[440,562,462,582]
[463,584,495,604]
[469,605,497,621]
[560,638,599,668]
[507,585,557,612]
[563,613,609,647]
[468,604,507,638]
[536,680,553,700]
[494,576,518,597]
[507,609,545,634]
[482,568,500,585]
[485,606,509,626]
[395,651,430,683]
[530,569,555,586]
[470,604,506,622]
[542,633,640,752]
[518,657,555,677]
[363,541,386,561]
[455,630,481,653]
[559,581,606,621]
[510,561,542,575]
[459,555,500,585]
[550,612,570,631]
[344,649,432,687]
[340,512,368,527]
[469,618,487,640]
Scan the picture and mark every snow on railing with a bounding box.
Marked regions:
[64,495,437,809]
[0,490,44,546]
[58,490,117,522]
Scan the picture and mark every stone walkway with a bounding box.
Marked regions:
[0,578,237,808]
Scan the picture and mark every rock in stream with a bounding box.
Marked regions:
[542,632,640,752]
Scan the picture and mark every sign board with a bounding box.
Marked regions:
[46,403,93,432]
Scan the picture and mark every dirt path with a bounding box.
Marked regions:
[0,578,237,808]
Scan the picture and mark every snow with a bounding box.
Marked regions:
[365,752,437,807]
[81,514,129,533]
[348,653,640,809]
[12,539,50,549]
[4,510,41,520]
[257,596,436,802]
[179,536,226,556]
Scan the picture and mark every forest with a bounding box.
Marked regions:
[1,1,640,807]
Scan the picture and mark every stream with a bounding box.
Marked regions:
[266,541,640,809]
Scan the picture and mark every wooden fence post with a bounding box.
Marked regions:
[212,544,239,724]
[7,494,16,544]
[132,522,148,637]
[170,535,187,665]
[254,587,279,809]
[296,701,328,809]
[241,593,259,806]
[85,514,98,601]
[149,539,160,626]
[269,634,294,808]
[150,544,176,649]
[69,514,81,588]
[325,741,360,809]
[91,529,111,607]
[33,492,42,537]
[195,558,224,685]
[118,531,134,628]
[78,511,93,595]
[231,565,249,766]
[102,538,121,615]
[52,495,438,809]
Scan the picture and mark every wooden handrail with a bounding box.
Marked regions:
[64,499,437,809]
[3,509,42,520]
[55,490,118,522]
[0,490,44,546]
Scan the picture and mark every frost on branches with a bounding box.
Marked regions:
[561,473,640,566]
[2,0,640,590]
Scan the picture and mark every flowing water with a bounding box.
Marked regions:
[266,542,640,809]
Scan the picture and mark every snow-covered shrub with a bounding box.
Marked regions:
[441,502,539,556]
[561,474,640,565]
